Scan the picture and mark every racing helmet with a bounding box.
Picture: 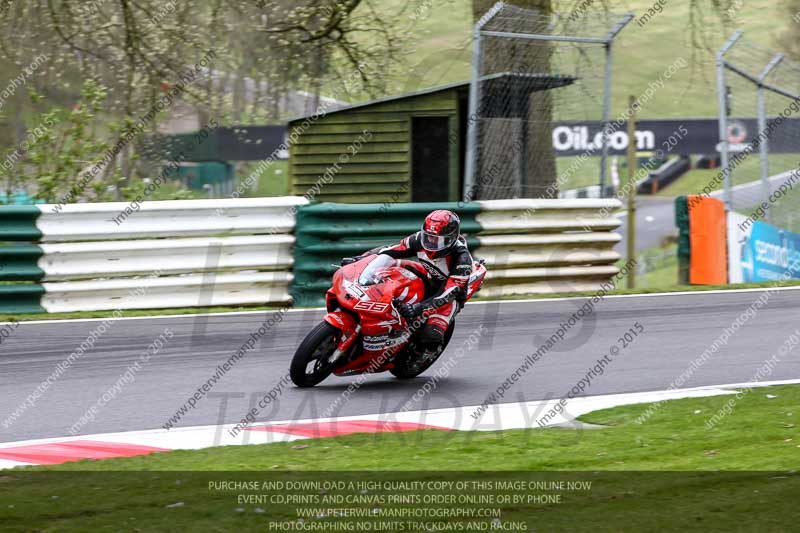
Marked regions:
[421,210,460,252]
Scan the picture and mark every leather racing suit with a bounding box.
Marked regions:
[357,231,473,348]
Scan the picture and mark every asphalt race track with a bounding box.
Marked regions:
[616,171,797,254]
[3,288,800,442]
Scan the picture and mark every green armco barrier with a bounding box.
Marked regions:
[0,245,44,281]
[292,202,482,306]
[0,284,46,314]
[0,205,42,241]
[675,196,690,285]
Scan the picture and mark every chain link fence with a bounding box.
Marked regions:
[464,2,632,200]
[717,33,800,232]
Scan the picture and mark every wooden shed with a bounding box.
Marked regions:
[287,74,575,204]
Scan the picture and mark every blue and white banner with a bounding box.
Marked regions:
[728,212,800,283]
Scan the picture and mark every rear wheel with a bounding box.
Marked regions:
[390,321,455,379]
[290,322,340,387]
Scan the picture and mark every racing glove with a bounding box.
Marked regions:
[396,301,425,321]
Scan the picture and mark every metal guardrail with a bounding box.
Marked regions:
[0,196,622,313]
[474,199,622,297]
[292,199,623,305]
[0,197,307,313]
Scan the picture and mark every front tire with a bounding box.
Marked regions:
[290,322,340,387]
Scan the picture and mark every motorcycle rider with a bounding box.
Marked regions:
[343,209,473,358]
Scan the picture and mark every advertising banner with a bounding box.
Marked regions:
[727,212,800,283]
[552,118,800,157]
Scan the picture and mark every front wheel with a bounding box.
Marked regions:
[290,322,340,387]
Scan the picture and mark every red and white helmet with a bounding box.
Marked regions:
[421,210,460,252]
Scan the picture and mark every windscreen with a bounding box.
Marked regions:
[357,254,395,286]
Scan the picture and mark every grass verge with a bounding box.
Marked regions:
[2,385,800,531]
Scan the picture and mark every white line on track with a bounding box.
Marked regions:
[3,378,800,469]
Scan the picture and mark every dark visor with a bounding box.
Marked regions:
[421,230,456,251]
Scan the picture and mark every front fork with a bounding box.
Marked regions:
[323,311,361,364]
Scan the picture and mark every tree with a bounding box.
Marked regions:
[470,0,757,198]
[779,0,800,60]
[0,0,407,198]
[472,0,557,199]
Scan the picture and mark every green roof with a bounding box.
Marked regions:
[289,72,577,123]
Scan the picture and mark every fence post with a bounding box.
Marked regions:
[716,30,743,212]
[625,95,637,289]
[757,53,784,224]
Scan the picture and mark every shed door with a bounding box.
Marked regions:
[411,117,450,202]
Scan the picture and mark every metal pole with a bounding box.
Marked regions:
[757,53,784,224]
[594,13,633,199]
[626,95,637,289]
[599,41,613,197]
[716,30,743,212]
[724,62,800,100]
[606,13,635,41]
[756,87,769,219]
[463,27,482,202]
[463,2,504,202]
[479,30,607,44]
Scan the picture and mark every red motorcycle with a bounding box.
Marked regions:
[290,253,487,387]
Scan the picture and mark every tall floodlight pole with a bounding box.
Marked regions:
[464,1,505,203]
[756,53,784,224]
[716,30,743,212]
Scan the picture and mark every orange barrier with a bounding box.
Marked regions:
[687,195,727,285]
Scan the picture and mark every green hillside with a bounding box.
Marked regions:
[364,0,792,119]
